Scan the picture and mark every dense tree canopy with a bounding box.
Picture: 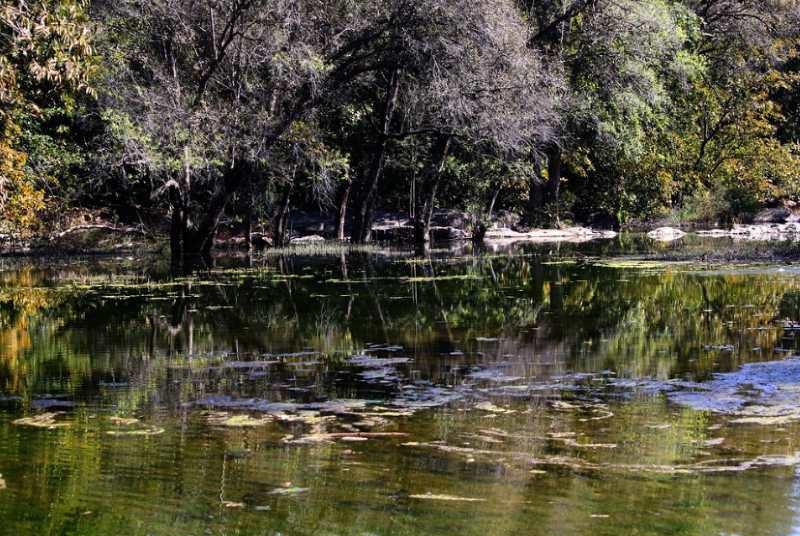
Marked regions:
[2,0,800,262]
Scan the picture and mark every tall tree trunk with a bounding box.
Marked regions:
[243,190,253,253]
[169,187,184,274]
[487,184,501,221]
[528,165,545,211]
[546,145,562,226]
[526,157,546,225]
[413,135,452,255]
[335,180,351,241]
[351,69,401,244]
[273,180,294,247]
[180,161,250,270]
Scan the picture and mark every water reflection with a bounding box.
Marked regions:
[1,247,800,534]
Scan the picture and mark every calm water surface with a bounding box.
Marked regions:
[3,239,800,535]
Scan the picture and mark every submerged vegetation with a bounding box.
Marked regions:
[1,0,800,267]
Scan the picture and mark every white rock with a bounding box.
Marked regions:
[647,227,686,241]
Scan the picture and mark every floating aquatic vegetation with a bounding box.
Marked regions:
[403,441,800,475]
[668,357,800,423]
[283,431,408,445]
[109,416,139,426]
[106,425,165,437]
[194,396,301,413]
[391,386,465,409]
[364,343,404,351]
[547,432,617,449]
[348,355,412,367]
[268,486,308,496]
[703,344,735,352]
[205,412,273,427]
[408,493,486,502]
[468,368,522,383]
[474,401,516,414]
[13,412,69,429]
[402,274,483,283]
[591,259,684,270]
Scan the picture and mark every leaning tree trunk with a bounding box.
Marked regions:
[351,69,401,244]
[413,135,452,255]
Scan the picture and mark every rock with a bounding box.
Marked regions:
[371,211,412,230]
[290,235,325,244]
[697,223,800,239]
[483,226,616,243]
[647,227,686,241]
[430,209,476,229]
[430,226,470,241]
[372,225,414,242]
[753,207,792,224]
[287,211,335,235]
[489,210,522,230]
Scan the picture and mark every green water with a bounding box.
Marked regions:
[3,241,800,535]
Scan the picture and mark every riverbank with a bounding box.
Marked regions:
[7,212,800,264]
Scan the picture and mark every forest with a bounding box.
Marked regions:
[2,0,800,268]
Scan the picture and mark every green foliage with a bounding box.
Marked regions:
[0,0,96,235]
[4,0,800,242]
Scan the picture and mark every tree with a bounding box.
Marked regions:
[96,0,383,269]
[0,0,96,235]
[524,0,702,224]
[344,0,556,245]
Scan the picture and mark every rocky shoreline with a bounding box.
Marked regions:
[9,207,800,257]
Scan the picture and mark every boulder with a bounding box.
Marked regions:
[430,226,470,241]
[290,234,326,244]
[484,226,616,242]
[372,225,414,242]
[490,210,522,231]
[647,227,686,241]
[430,209,476,230]
[753,207,792,224]
[371,211,411,230]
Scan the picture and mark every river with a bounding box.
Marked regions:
[2,238,800,535]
